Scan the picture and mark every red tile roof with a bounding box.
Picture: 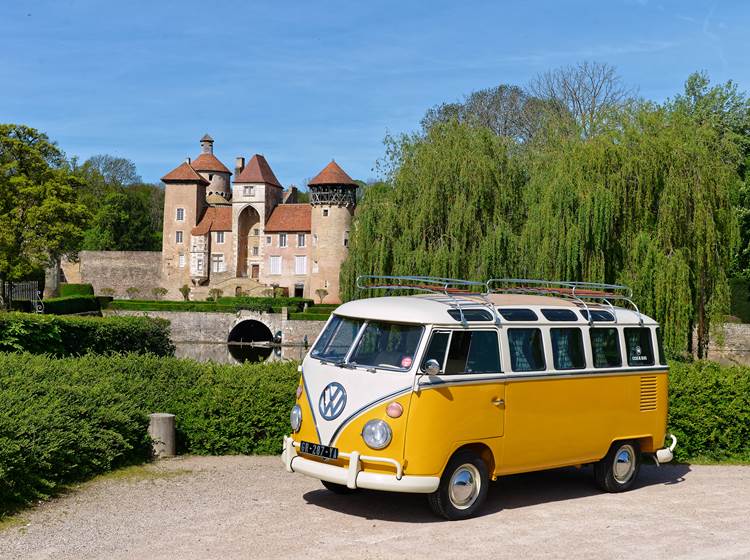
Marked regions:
[191,206,233,235]
[161,162,209,184]
[308,160,357,186]
[235,154,282,187]
[264,204,311,232]
[191,153,231,174]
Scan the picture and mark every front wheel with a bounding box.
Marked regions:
[428,451,489,520]
[594,440,641,492]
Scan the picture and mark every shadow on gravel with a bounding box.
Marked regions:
[302,464,691,523]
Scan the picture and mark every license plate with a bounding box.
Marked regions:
[299,441,339,460]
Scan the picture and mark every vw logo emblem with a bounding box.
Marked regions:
[319,382,347,421]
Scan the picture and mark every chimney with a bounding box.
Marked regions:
[235,156,245,177]
[200,133,214,154]
[283,185,298,204]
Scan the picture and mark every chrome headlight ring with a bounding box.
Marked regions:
[361,419,392,449]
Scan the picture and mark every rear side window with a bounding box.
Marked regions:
[550,328,586,370]
[580,309,615,322]
[624,328,655,366]
[445,331,501,374]
[655,327,666,365]
[590,328,622,368]
[447,309,494,322]
[541,309,578,322]
[507,328,546,372]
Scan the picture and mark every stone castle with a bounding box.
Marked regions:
[57,135,356,303]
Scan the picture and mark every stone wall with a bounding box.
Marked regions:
[77,251,162,298]
[701,323,750,366]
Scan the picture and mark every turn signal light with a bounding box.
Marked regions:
[386,402,403,418]
[296,385,303,400]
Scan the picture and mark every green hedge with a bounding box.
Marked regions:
[289,312,331,321]
[0,313,174,356]
[668,361,750,462]
[43,295,100,315]
[0,353,297,514]
[58,283,94,297]
[108,297,319,314]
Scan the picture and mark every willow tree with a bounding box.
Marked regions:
[519,104,739,356]
[340,122,527,301]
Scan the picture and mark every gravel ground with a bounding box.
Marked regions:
[1,456,749,560]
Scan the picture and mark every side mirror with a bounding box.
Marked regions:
[422,359,441,376]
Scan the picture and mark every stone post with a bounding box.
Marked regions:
[148,413,176,458]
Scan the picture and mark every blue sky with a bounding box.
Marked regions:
[1,1,748,186]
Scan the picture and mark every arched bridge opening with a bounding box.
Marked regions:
[228,320,274,344]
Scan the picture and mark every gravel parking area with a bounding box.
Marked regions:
[1,456,749,560]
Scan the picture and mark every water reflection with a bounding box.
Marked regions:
[174,342,307,364]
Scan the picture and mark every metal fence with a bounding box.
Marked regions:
[1,280,44,312]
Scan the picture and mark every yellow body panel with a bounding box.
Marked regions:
[292,369,669,481]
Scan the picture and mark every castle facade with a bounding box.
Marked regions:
[160,135,355,303]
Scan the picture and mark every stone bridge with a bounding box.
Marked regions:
[103,309,324,346]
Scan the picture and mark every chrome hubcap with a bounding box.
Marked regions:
[449,464,481,510]
[613,444,636,484]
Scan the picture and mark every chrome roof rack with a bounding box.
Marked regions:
[355,275,500,325]
[485,278,642,325]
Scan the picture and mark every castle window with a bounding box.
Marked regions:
[295,256,307,275]
[209,174,214,180]
[254,228,260,236]
[297,234,306,248]
[178,253,185,268]
[176,231,183,244]
[211,253,225,273]
[216,231,225,244]
[313,260,319,273]
[279,233,288,248]
[176,208,185,221]
[244,185,255,197]
[343,230,349,248]
[323,209,329,217]
[196,255,204,272]
[266,236,272,244]
[269,256,282,275]
[252,246,259,256]
[324,280,329,289]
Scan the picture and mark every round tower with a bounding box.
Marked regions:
[308,160,357,304]
[191,134,232,202]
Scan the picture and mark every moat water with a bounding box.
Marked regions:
[174,342,307,364]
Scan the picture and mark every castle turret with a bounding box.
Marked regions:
[308,160,357,303]
[191,134,232,202]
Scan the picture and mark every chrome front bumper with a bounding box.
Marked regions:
[655,434,678,464]
[281,436,439,493]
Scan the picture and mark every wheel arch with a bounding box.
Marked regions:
[449,442,496,476]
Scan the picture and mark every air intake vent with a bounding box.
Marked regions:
[640,376,658,411]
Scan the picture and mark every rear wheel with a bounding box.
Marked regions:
[428,451,489,520]
[321,480,356,494]
[594,440,641,492]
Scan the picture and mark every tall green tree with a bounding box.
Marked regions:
[0,124,89,286]
[82,188,161,251]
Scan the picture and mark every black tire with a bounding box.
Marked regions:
[321,480,357,494]
[594,440,641,493]
[428,450,489,520]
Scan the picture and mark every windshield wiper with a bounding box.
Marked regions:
[334,360,354,369]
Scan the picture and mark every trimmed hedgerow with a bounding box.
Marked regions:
[668,361,750,463]
[58,283,95,297]
[43,295,100,315]
[0,313,174,356]
[0,353,297,514]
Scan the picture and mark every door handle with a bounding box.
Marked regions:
[491,398,505,407]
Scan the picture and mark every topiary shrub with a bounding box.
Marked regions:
[43,295,100,315]
[58,283,94,297]
[125,287,141,299]
[151,287,168,301]
[179,284,191,301]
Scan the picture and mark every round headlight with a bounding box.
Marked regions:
[362,419,392,450]
[290,404,302,432]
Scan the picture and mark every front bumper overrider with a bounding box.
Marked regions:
[281,436,439,493]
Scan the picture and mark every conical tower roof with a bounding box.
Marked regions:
[234,154,282,187]
[308,160,357,186]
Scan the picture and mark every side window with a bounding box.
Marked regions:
[590,328,622,368]
[445,331,501,374]
[624,328,655,366]
[421,331,450,372]
[655,327,666,365]
[550,328,586,370]
[507,328,545,372]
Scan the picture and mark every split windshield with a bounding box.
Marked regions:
[311,315,423,371]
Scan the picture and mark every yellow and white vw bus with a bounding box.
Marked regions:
[282,277,677,519]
